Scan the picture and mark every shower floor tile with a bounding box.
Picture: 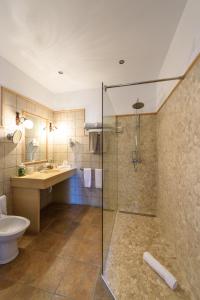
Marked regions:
[104,212,190,300]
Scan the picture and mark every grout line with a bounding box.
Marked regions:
[118,210,156,217]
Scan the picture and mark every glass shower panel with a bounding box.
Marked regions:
[102,84,118,273]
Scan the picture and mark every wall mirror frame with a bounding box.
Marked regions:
[23,111,49,165]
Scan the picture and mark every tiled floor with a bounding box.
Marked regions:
[104,212,190,300]
[0,204,114,300]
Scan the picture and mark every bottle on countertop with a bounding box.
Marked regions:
[18,163,26,177]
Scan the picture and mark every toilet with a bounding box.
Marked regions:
[0,195,30,264]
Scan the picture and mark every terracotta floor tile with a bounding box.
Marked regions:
[71,238,101,266]
[27,231,69,255]
[40,214,55,231]
[56,259,99,300]
[58,236,101,266]
[0,204,102,300]
[18,234,36,249]
[80,207,101,224]
[0,249,67,293]
[46,218,79,236]
[71,223,89,239]
[30,255,68,293]
[55,235,80,258]
[52,295,71,300]
[0,278,52,300]
[84,225,102,243]
[93,277,114,300]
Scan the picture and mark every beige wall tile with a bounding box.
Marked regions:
[3,90,17,108]
[53,109,101,207]
[157,55,200,299]
[117,114,157,215]
[0,88,54,214]
[5,154,16,168]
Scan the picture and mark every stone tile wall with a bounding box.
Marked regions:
[157,56,200,299]
[0,87,53,212]
[53,109,101,207]
[117,114,157,215]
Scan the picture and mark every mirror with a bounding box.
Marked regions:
[24,112,48,163]
[7,130,22,144]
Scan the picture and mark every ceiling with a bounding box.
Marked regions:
[0,0,187,94]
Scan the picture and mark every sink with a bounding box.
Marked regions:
[39,169,60,173]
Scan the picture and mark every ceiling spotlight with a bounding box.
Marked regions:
[58,70,63,75]
[119,59,125,64]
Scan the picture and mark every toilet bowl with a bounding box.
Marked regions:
[0,215,30,264]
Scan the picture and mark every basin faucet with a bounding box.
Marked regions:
[37,165,45,171]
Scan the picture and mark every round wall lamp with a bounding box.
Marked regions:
[16,112,34,129]
[49,122,57,132]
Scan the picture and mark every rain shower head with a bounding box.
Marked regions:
[132,99,144,109]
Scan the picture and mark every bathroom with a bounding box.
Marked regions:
[0,0,200,299]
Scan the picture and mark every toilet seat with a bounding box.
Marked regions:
[0,215,30,264]
[0,215,30,238]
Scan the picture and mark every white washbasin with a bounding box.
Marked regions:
[39,169,60,173]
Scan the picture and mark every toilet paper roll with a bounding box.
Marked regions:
[143,251,177,290]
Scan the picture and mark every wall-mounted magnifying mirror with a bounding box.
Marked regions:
[7,129,22,144]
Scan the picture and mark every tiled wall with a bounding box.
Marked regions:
[0,89,102,212]
[53,109,101,207]
[117,114,157,215]
[0,87,53,213]
[157,56,200,299]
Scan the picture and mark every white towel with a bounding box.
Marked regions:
[83,168,92,188]
[143,251,177,290]
[95,169,102,189]
[0,195,7,215]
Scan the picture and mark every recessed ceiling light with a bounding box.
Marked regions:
[119,59,125,64]
[58,70,63,75]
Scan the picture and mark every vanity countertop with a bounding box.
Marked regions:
[11,168,76,189]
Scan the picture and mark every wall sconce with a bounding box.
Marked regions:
[49,122,57,132]
[16,112,34,129]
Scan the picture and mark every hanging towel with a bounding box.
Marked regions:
[95,169,102,188]
[95,133,101,154]
[0,195,7,215]
[89,132,98,153]
[83,168,92,188]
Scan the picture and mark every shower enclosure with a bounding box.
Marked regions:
[101,76,184,296]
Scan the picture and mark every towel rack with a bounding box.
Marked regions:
[80,168,97,171]
[84,123,102,130]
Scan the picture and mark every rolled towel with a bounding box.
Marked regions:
[83,168,91,188]
[95,169,102,188]
[143,251,177,290]
[0,195,7,215]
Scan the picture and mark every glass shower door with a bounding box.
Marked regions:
[102,83,118,274]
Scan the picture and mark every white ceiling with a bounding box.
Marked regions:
[0,0,187,94]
